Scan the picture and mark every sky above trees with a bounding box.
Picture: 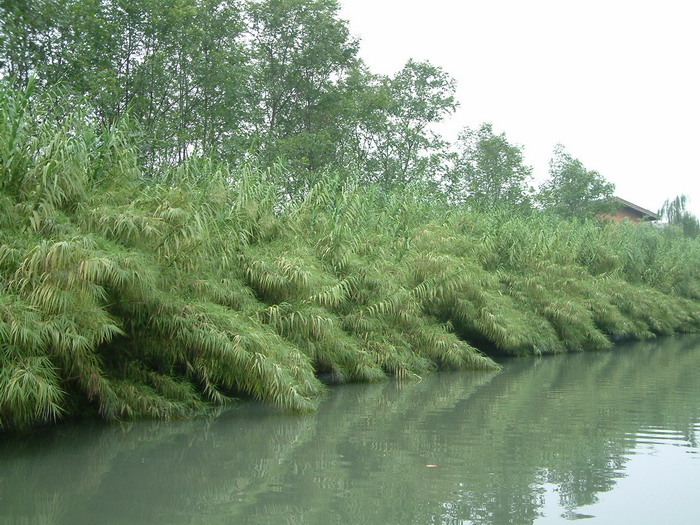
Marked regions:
[339,0,700,217]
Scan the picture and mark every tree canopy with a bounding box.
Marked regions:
[538,144,616,219]
[449,122,533,210]
[660,195,700,238]
[0,0,459,193]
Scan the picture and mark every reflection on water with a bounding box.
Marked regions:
[1,336,699,525]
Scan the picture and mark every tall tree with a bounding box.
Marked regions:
[247,0,359,187]
[0,0,252,167]
[538,144,616,219]
[2,0,455,193]
[143,0,251,164]
[351,59,457,190]
[0,0,61,83]
[659,195,700,238]
[449,122,533,210]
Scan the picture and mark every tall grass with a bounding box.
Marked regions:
[2,83,700,430]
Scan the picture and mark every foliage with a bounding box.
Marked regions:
[364,59,457,188]
[0,82,492,430]
[0,0,459,191]
[448,122,533,210]
[2,83,700,431]
[538,144,617,219]
[659,195,700,238]
[246,0,358,178]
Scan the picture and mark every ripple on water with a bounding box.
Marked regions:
[2,335,700,525]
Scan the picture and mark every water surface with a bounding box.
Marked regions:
[2,336,699,524]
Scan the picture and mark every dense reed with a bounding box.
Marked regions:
[2,84,699,430]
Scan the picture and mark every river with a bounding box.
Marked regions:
[1,335,699,524]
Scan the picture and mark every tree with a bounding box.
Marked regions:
[1,0,253,168]
[347,59,457,190]
[142,0,252,165]
[659,195,700,238]
[246,0,359,185]
[0,0,65,83]
[538,144,615,219]
[1,0,454,194]
[448,122,533,210]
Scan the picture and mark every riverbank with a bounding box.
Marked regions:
[2,87,700,431]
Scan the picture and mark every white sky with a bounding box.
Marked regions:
[339,0,700,217]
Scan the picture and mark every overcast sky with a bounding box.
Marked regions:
[339,0,700,217]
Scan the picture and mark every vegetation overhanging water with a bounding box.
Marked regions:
[2,81,700,432]
[1,335,699,524]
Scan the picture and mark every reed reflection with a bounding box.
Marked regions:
[1,336,699,525]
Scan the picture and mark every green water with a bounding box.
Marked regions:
[2,336,699,525]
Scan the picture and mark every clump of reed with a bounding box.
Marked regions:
[2,82,699,431]
[0,83,496,430]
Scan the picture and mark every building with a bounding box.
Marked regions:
[603,197,660,223]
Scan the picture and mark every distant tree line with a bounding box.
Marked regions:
[1,0,692,223]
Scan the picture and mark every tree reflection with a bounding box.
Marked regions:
[1,336,699,524]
